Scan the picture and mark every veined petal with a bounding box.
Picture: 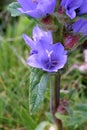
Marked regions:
[42,56,67,72]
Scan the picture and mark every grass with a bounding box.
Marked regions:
[0,16,37,129]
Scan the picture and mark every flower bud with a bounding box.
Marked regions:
[64,35,80,49]
[57,99,69,114]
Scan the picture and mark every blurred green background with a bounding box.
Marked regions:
[0,1,87,130]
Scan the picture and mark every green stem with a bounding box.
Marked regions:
[50,72,63,130]
[52,23,63,43]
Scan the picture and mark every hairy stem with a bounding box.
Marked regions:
[50,72,63,130]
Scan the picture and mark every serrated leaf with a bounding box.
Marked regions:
[7,2,22,17]
[29,68,49,113]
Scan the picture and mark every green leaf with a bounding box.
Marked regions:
[29,68,49,113]
[45,112,54,123]
[79,14,87,19]
[21,108,36,130]
[79,36,87,45]
[74,104,87,111]
[7,2,22,17]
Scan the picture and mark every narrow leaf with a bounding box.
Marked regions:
[21,108,36,130]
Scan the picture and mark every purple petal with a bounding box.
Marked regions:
[55,55,67,69]
[50,43,65,54]
[33,26,52,44]
[17,0,36,10]
[18,8,43,18]
[27,54,42,68]
[22,34,35,49]
[37,0,56,15]
[61,0,83,19]
[78,0,87,15]
[17,0,56,18]
[72,19,87,36]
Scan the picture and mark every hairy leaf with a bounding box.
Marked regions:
[29,68,49,113]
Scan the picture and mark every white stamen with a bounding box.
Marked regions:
[46,50,53,63]
[46,50,53,57]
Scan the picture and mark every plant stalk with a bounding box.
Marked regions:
[50,72,63,130]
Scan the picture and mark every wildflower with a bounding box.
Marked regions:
[23,26,67,72]
[17,0,56,18]
[23,26,52,55]
[26,43,67,72]
[60,0,87,19]
[71,18,87,36]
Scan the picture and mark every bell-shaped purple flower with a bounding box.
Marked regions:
[71,18,87,36]
[27,43,67,72]
[23,26,52,55]
[60,0,87,19]
[17,0,56,18]
[23,26,67,72]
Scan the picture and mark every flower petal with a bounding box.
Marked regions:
[22,34,35,49]
[72,18,87,36]
[17,0,36,10]
[78,0,87,15]
[33,26,53,44]
[27,54,42,68]
[61,0,83,19]
[50,43,65,54]
[37,0,56,15]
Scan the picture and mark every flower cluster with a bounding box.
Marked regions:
[17,0,87,72]
[23,26,67,72]
[60,0,87,35]
[60,0,87,19]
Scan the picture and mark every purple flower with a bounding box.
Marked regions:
[23,26,52,55]
[23,26,67,72]
[71,18,87,36]
[76,0,87,16]
[60,0,87,19]
[27,43,67,72]
[17,0,56,18]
